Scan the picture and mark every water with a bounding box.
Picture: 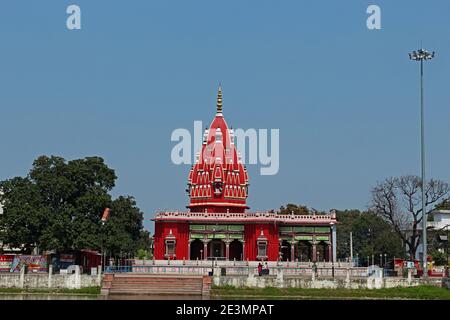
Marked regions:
[105,294,204,300]
[0,294,98,300]
[0,294,204,300]
[0,294,369,300]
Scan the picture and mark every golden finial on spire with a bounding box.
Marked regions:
[217,84,223,114]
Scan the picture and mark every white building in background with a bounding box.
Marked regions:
[410,209,450,261]
[428,210,450,231]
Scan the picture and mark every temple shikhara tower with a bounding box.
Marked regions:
[153,87,338,262]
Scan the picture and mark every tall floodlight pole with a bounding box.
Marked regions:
[409,48,435,277]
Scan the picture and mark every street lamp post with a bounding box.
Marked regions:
[101,221,105,272]
[409,48,435,278]
[368,228,374,266]
[447,225,449,276]
[350,232,353,265]
[211,226,216,274]
[100,208,110,272]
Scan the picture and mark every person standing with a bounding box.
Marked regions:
[258,262,263,276]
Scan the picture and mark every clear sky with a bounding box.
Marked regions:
[1,1,449,233]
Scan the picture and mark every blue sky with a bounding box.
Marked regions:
[1,1,449,232]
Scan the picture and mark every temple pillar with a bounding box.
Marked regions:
[331,223,337,263]
[312,241,317,262]
[278,239,283,261]
[188,239,192,260]
[202,240,210,260]
[241,241,245,261]
[225,241,230,261]
[290,241,296,262]
[328,244,332,262]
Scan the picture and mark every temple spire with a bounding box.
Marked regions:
[216,84,223,114]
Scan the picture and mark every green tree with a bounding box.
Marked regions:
[0,177,45,253]
[430,250,447,266]
[135,230,152,254]
[0,155,149,256]
[336,209,405,265]
[278,204,310,215]
[136,248,149,260]
[102,196,144,256]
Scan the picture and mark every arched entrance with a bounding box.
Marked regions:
[208,239,225,259]
[316,241,328,262]
[280,240,291,261]
[190,239,203,260]
[298,241,312,262]
[229,240,243,261]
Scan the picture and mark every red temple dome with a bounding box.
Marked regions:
[187,86,249,213]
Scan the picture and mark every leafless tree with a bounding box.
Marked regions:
[371,175,449,260]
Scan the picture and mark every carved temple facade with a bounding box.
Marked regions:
[152,87,338,262]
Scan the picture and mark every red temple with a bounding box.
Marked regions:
[153,87,338,262]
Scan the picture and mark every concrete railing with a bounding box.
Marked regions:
[0,265,102,290]
[107,264,368,279]
[133,259,354,269]
[107,265,249,276]
[154,211,336,223]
